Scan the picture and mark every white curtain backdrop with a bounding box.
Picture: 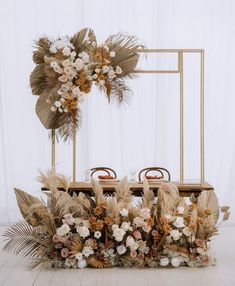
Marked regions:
[0,0,235,224]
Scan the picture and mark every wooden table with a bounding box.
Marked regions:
[42,181,214,197]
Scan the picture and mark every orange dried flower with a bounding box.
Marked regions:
[95,219,104,230]
[162,223,172,234]
[188,223,196,231]
[159,217,168,225]
[189,203,197,211]
[89,216,97,225]
[93,206,103,216]
[204,209,212,216]
[104,216,113,225]
[197,217,204,225]
[147,217,154,227]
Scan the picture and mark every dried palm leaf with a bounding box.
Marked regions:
[71,28,96,55]
[197,191,219,222]
[87,257,106,269]
[32,37,52,64]
[105,33,142,77]
[69,235,83,257]
[2,220,46,258]
[141,178,154,210]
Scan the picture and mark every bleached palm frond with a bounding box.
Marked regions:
[2,221,46,258]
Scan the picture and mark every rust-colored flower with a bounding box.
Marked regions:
[162,224,172,234]
[159,217,168,225]
[189,203,197,211]
[204,208,212,216]
[93,206,103,216]
[188,223,196,232]
[95,219,104,230]
[147,217,154,227]
[89,216,97,225]
[104,216,113,225]
[197,217,204,225]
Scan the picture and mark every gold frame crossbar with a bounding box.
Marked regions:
[51,49,205,183]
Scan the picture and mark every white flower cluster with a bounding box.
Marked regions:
[133,208,152,233]
[49,36,74,56]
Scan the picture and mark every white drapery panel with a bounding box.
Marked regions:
[0,0,234,223]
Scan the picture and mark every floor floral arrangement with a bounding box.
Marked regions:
[2,171,230,269]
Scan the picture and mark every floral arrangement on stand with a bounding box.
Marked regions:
[2,171,230,269]
[30,28,142,139]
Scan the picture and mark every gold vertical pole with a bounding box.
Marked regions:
[72,129,77,182]
[200,50,205,182]
[179,50,184,182]
[51,129,56,172]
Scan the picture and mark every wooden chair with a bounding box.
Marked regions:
[138,167,171,182]
[90,167,117,179]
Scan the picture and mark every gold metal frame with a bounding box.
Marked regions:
[51,49,205,183]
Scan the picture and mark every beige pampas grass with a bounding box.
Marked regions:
[157,182,180,217]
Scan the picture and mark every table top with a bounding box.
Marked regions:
[41,180,214,197]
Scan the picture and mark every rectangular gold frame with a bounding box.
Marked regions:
[51,49,205,183]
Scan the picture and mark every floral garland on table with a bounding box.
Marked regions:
[2,172,230,269]
[30,28,142,140]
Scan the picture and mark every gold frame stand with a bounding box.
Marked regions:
[50,49,211,193]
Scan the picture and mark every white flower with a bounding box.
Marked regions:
[160,257,169,267]
[54,66,63,74]
[110,51,115,58]
[64,66,74,76]
[50,45,57,53]
[108,69,116,79]
[58,108,63,113]
[50,61,59,69]
[94,231,102,239]
[82,246,94,257]
[51,106,56,112]
[92,41,96,47]
[165,235,173,244]
[126,236,135,248]
[183,227,192,236]
[78,259,87,269]
[56,224,70,236]
[171,257,181,267]
[75,252,83,260]
[113,228,125,242]
[112,224,119,231]
[92,74,98,79]
[115,66,122,74]
[173,217,185,228]
[97,80,105,86]
[102,65,109,73]
[73,58,84,71]
[70,51,76,58]
[139,208,151,219]
[77,226,90,238]
[62,47,71,56]
[62,213,75,225]
[120,208,129,217]
[80,52,89,63]
[103,45,109,52]
[72,86,80,96]
[177,206,185,214]
[58,74,68,82]
[54,101,62,108]
[120,221,132,231]
[117,244,127,255]
[62,59,71,67]
[95,68,100,73]
[170,229,182,241]
[142,224,151,233]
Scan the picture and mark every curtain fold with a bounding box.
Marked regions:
[0,0,234,223]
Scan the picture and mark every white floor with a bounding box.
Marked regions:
[0,226,235,286]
